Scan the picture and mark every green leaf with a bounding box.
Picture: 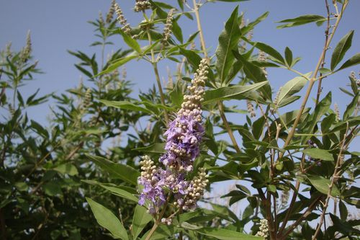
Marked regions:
[233,51,272,100]
[339,200,348,221]
[252,42,285,64]
[307,175,340,197]
[43,182,62,196]
[276,15,326,29]
[172,16,184,43]
[216,6,241,85]
[285,47,293,66]
[101,185,138,203]
[53,163,79,176]
[331,30,354,70]
[337,53,360,71]
[135,143,166,154]
[277,74,309,107]
[132,205,153,239]
[86,154,139,185]
[118,29,142,54]
[203,81,268,104]
[98,54,137,76]
[100,100,152,114]
[302,148,334,161]
[242,12,269,35]
[179,48,201,70]
[343,94,359,120]
[196,228,263,240]
[300,92,331,143]
[86,198,129,240]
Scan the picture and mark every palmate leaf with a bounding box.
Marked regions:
[86,198,129,240]
[331,30,354,70]
[215,6,242,85]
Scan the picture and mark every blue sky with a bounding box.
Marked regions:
[0,0,359,125]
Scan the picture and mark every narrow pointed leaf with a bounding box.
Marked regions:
[277,75,309,107]
[118,29,142,54]
[336,53,360,71]
[98,54,137,76]
[132,205,153,239]
[252,42,285,64]
[276,15,326,29]
[100,100,152,114]
[196,228,263,240]
[285,47,293,66]
[87,198,129,240]
[203,82,268,104]
[331,30,354,70]
[216,6,241,85]
[86,154,139,185]
[302,148,334,161]
[307,176,340,197]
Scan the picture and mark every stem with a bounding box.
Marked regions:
[280,195,322,240]
[315,0,331,105]
[146,29,169,126]
[145,222,159,240]
[192,0,208,60]
[278,181,300,235]
[312,123,349,240]
[191,0,241,153]
[218,102,242,153]
[279,1,348,158]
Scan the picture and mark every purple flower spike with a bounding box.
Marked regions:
[138,59,209,215]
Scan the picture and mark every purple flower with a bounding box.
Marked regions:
[138,59,209,214]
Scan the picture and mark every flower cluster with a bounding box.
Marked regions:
[160,59,208,171]
[134,0,151,12]
[255,219,269,238]
[106,0,115,24]
[162,9,176,45]
[138,59,209,216]
[114,2,131,34]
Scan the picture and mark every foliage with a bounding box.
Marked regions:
[1,0,359,240]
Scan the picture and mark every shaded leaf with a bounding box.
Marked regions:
[307,175,340,197]
[302,148,334,161]
[86,198,128,240]
[196,228,262,240]
[132,205,153,239]
[86,154,139,185]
